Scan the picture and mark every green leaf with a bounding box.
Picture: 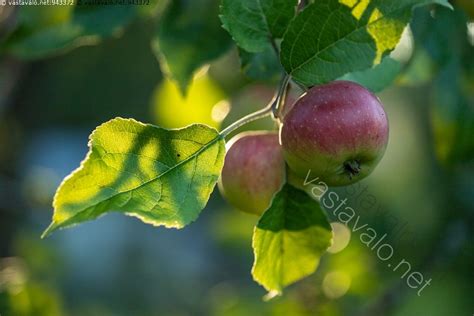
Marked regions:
[42,118,225,238]
[152,0,232,95]
[252,183,332,294]
[220,0,297,53]
[239,43,282,81]
[339,56,401,92]
[280,0,452,86]
[1,6,136,59]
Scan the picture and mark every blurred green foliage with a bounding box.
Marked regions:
[0,1,473,315]
[152,0,232,94]
[2,7,136,59]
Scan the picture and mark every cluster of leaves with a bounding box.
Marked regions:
[0,1,232,95]
[2,0,454,295]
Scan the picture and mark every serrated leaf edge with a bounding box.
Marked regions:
[42,117,224,238]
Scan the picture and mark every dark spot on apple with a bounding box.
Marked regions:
[344,159,361,179]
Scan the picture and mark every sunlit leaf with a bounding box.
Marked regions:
[280,0,452,86]
[42,118,225,237]
[339,56,401,92]
[220,0,297,53]
[252,183,332,294]
[153,0,232,94]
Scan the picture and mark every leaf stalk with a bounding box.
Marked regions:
[220,74,290,138]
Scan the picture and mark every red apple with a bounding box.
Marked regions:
[280,81,389,186]
[218,131,285,215]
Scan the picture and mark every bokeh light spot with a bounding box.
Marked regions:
[0,257,28,295]
[322,270,351,299]
[467,22,474,46]
[211,100,231,123]
[327,222,351,254]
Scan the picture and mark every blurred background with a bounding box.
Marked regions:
[0,1,473,316]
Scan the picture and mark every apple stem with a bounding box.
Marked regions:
[220,74,290,138]
[219,104,274,138]
[271,74,290,120]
